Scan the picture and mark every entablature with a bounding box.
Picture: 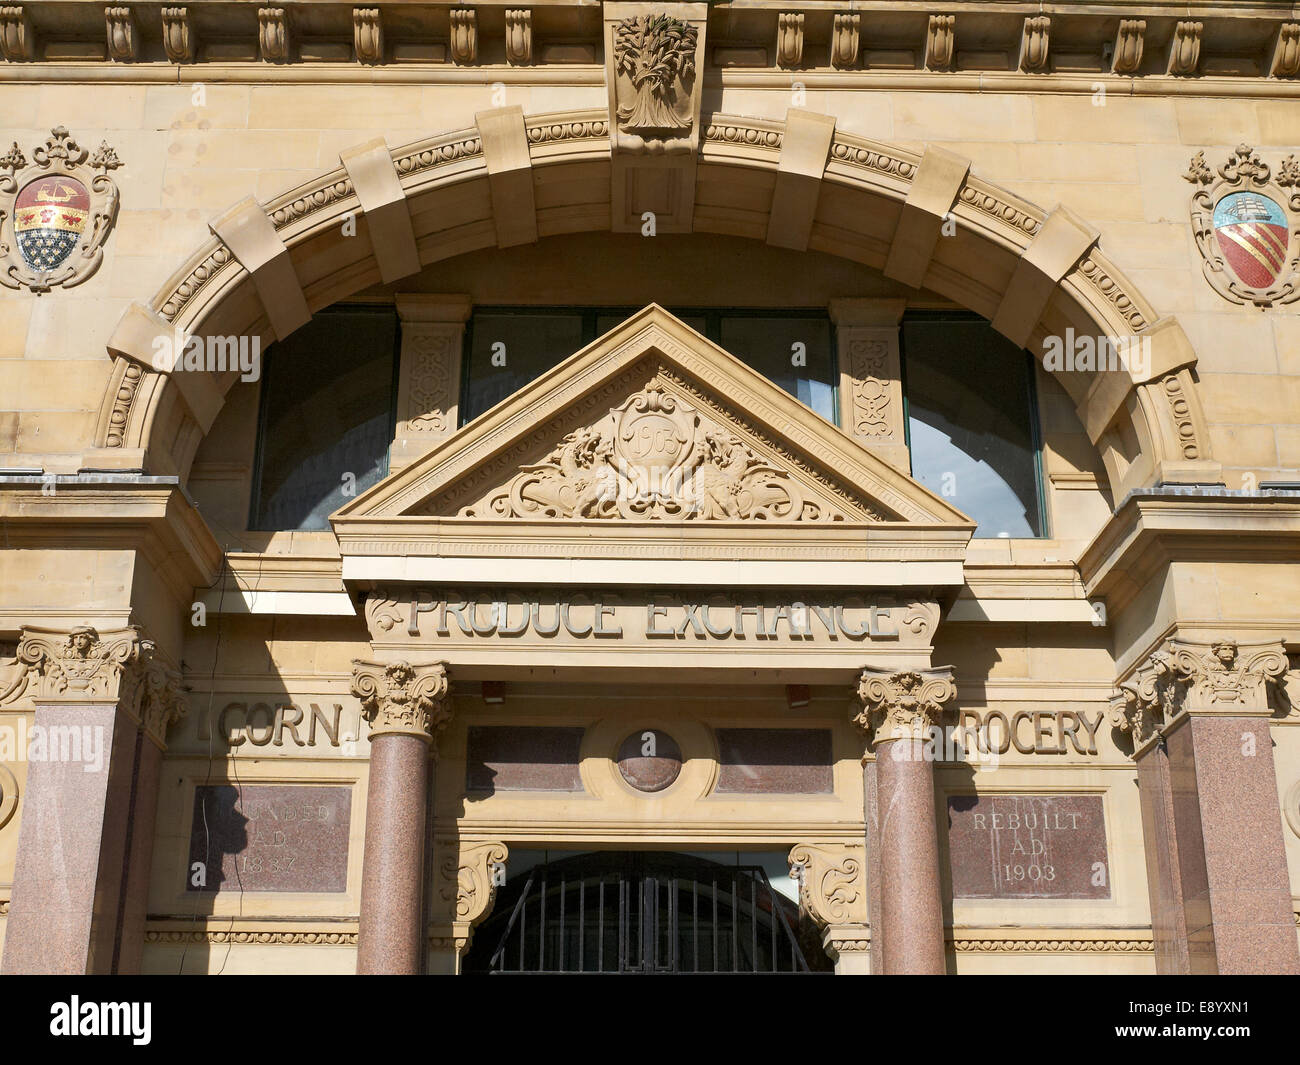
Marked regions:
[3,1,1299,95]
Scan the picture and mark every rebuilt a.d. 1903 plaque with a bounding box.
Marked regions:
[946,794,1111,900]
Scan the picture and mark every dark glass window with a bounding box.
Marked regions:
[719,316,834,420]
[250,307,398,531]
[462,313,586,424]
[460,308,837,424]
[902,314,1045,538]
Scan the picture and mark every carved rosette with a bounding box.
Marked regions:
[350,660,451,745]
[459,383,850,523]
[15,624,186,745]
[854,665,957,747]
[1111,638,1289,753]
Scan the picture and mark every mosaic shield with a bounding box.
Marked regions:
[13,174,90,272]
[1212,190,1290,290]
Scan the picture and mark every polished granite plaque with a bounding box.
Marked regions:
[187,784,352,893]
[947,793,1110,900]
[715,728,833,794]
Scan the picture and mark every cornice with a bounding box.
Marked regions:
[3,2,1299,99]
[0,477,223,604]
[1078,489,1300,613]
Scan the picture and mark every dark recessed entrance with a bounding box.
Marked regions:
[463,851,831,974]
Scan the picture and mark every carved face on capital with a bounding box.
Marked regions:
[1212,640,1239,667]
[385,662,414,687]
[67,626,99,657]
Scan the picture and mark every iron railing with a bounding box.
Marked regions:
[464,852,825,974]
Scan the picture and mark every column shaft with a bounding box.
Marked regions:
[875,738,946,974]
[358,733,430,974]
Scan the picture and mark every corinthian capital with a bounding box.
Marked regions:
[15,624,188,745]
[853,665,956,747]
[1111,638,1289,753]
[351,660,451,744]
[17,624,143,702]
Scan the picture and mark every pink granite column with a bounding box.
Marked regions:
[855,666,956,975]
[2,625,186,975]
[352,660,451,975]
[1118,638,1300,975]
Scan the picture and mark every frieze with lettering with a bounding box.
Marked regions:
[957,709,1107,756]
[367,588,939,648]
[946,794,1110,900]
[171,700,364,756]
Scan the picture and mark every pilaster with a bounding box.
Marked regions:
[1,624,185,975]
[391,294,472,472]
[1113,637,1299,974]
[829,298,908,472]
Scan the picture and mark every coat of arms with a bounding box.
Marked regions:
[1185,143,1300,308]
[0,126,122,294]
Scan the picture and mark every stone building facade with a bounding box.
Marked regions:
[1,0,1299,975]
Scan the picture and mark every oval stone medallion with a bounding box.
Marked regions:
[616,729,683,793]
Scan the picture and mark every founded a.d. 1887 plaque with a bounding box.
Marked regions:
[187,784,353,893]
[946,793,1111,900]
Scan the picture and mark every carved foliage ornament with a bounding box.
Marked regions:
[613,15,697,140]
[0,127,121,294]
[350,660,450,743]
[460,383,850,523]
[1184,144,1300,308]
[1110,638,1288,749]
[854,666,957,746]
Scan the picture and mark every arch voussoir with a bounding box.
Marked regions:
[88,106,1218,499]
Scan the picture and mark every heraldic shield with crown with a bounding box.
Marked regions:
[0,126,122,294]
[1185,143,1300,309]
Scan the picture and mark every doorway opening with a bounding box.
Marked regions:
[463,850,832,974]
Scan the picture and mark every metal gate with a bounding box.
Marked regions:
[463,851,827,974]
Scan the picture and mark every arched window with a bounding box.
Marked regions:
[902,313,1046,538]
[247,302,1047,537]
[250,306,399,531]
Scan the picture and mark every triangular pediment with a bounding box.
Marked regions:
[334,306,973,530]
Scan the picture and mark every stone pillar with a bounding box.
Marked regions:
[1115,637,1300,974]
[391,294,471,472]
[1,625,184,975]
[351,660,451,975]
[853,665,956,975]
[828,298,909,472]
